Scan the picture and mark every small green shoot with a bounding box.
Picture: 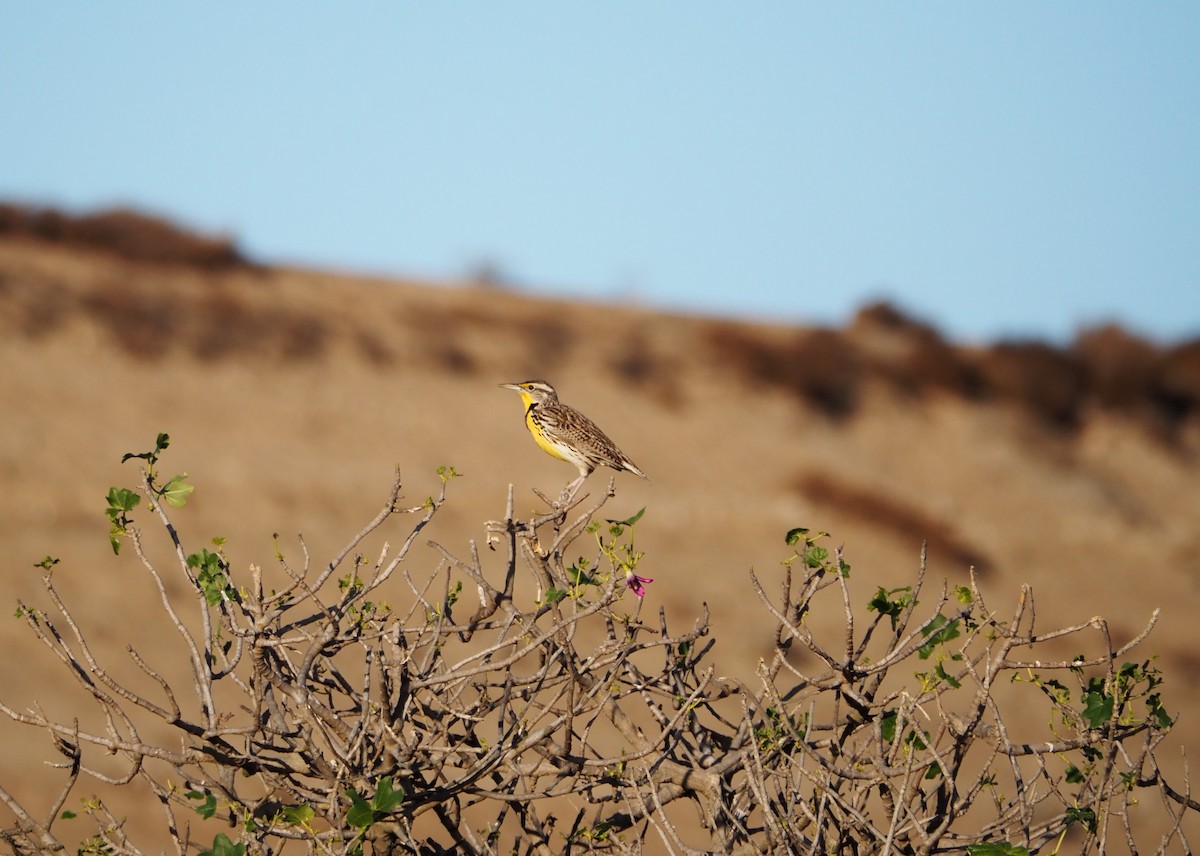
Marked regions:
[187,549,236,606]
[784,527,849,577]
[186,789,218,819]
[105,487,141,555]
[868,585,914,631]
[121,432,171,471]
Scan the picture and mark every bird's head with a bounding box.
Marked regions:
[500,379,559,408]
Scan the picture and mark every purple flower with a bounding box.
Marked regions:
[625,571,654,598]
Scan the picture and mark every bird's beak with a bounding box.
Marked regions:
[499,382,521,391]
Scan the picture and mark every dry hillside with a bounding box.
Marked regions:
[2,204,1199,847]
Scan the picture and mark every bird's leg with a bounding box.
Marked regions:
[557,474,587,506]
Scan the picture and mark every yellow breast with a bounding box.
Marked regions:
[525,408,571,462]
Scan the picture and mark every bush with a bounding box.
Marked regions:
[1,436,1196,854]
[706,325,863,418]
[0,203,246,269]
[974,342,1087,429]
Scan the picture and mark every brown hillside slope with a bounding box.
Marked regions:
[2,216,1199,846]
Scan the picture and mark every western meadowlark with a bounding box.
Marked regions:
[501,379,650,486]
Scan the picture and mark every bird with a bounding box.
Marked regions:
[500,379,650,487]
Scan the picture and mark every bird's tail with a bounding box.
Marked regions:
[623,459,652,483]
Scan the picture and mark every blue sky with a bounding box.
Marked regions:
[2,5,1197,343]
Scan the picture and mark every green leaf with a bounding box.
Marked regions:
[106,489,139,553]
[1082,688,1114,729]
[161,474,195,508]
[198,833,244,856]
[1066,805,1098,833]
[59,810,76,820]
[33,556,60,571]
[121,433,171,465]
[346,789,375,830]
[954,585,973,604]
[186,789,218,819]
[785,527,809,546]
[346,776,405,830]
[371,776,405,813]
[868,586,913,630]
[918,615,961,659]
[105,487,141,554]
[105,487,140,516]
[281,804,315,826]
[544,587,567,605]
[1065,764,1085,784]
[935,660,962,689]
[607,507,646,528]
[187,549,220,572]
[1147,693,1173,730]
[567,564,598,586]
[880,710,897,742]
[189,549,234,606]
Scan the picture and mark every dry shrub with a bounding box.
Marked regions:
[524,315,575,367]
[277,313,332,362]
[0,274,70,341]
[900,335,985,398]
[609,332,684,410]
[187,293,276,361]
[610,332,658,386]
[391,305,492,375]
[853,300,941,338]
[190,294,331,363]
[1156,339,1200,424]
[73,284,332,364]
[0,204,69,240]
[973,341,1086,429]
[2,446,1195,854]
[433,343,477,375]
[0,203,246,269]
[795,471,993,575]
[354,331,398,367]
[1072,325,1159,412]
[853,302,983,399]
[80,285,181,360]
[706,324,862,418]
